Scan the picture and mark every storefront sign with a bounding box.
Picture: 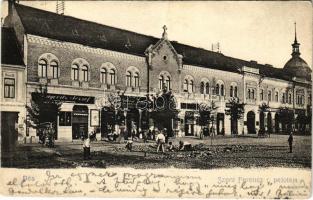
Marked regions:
[32,93,95,104]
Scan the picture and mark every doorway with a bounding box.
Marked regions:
[1,112,18,166]
[72,105,88,139]
[247,111,256,134]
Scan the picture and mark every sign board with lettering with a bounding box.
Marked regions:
[32,93,95,104]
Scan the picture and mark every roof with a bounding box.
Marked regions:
[14,3,290,79]
[283,56,311,81]
[1,27,24,66]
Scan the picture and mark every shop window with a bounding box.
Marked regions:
[50,61,59,79]
[100,68,107,84]
[4,78,15,98]
[126,71,132,87]
[71,64,79,81]
[59,112,72,126]
[38,59,48,78]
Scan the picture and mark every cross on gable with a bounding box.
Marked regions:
[162,25,168,39]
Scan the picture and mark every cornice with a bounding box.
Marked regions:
[26,34,146,62]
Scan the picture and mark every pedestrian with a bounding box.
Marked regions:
[156,130,165,153]
[163,128,169,144]
[83,134,91,160]
[288,132,293,153]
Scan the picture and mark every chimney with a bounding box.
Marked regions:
[4,0,16,27]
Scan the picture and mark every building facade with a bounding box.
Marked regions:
[1,27,26,149]
[3,2,311,142]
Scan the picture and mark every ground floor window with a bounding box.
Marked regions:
[59,112,72,126]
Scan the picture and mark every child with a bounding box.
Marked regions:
[179,141,192,151]
[125,140,133,151]
[83,135,91,160]
[168,142,175,152]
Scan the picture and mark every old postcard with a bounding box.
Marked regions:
[0,0,311,198]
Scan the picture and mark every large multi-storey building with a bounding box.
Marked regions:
[2,2,311,142]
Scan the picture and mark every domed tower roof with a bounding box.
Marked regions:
[283,22,312,81]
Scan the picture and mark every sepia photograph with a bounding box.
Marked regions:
[0,0,311,198]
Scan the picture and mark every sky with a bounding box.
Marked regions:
[1,1,312,69]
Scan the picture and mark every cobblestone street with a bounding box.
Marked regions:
[2,134,311,169]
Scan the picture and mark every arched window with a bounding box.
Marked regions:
[260,89,264,100]
[288,93,292,104]
[159,75,164,89]
[216,84,220,95]
[275,91,279,102]
[234,86,238,97]
[166,76,171,90]
[189,80,194,93]
[268,90,272,101]
[81,65,89,82]
[71,64,79,81]
[200,82,204,94]
[205,82,210,94]
[220,84,224,96]
[126,71,132,87]
[38,59,48,78]
[134,72,139,87]
[230,86,233,97]
[100,68,107,84]
[183,80,188,92]
[50,61,59,79]
[109,69,116,85]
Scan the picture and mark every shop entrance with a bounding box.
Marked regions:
[72,105,88,139]
[247,111,256,134]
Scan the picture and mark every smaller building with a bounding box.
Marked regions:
[1,27,26,149]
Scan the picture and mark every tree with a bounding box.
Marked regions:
[258,103,269,134]
[225,97,245,135]
[26,85,62,138]
[277,106,294,133]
